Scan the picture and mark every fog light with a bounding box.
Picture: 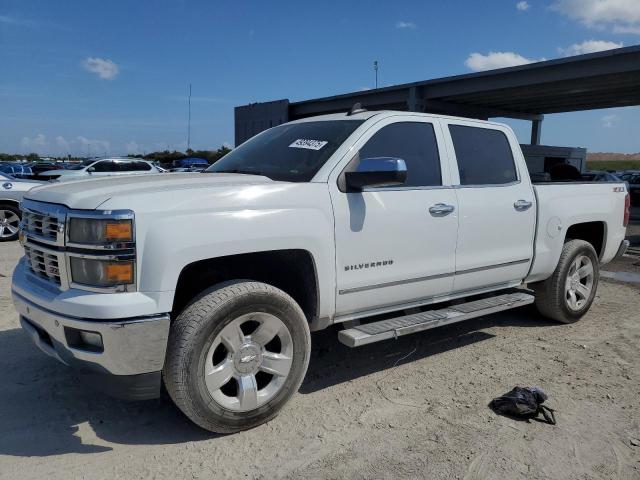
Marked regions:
[80,331,103,349]
[65,327,104,352]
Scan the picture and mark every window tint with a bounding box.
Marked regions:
[449,125,517,185]
[116,161,152,171]
[207,120,364,182]
[359,122,441,187]
[92,161,115,172]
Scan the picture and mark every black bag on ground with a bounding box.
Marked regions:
[489,386,556,425]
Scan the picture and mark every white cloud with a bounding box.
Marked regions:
[465,51,543,72]
[551,0,640,34]
[516,1,530,11]
[0,14,36,27]
[559,39,624,56]
[395,21,416,29]
[55,136,70,152]
[20,133,48,152]
[17,133,112,155]
[76,135,110,154]
[602,114,619,128]
[83,57,119,80]
[613,24,640,34]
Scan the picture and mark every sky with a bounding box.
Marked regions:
[1,0,639,157]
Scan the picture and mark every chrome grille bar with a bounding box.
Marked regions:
[23,244,63,286]
[21,199,67,247]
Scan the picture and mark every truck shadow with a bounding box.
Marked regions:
[0,328,213,457]
[300,306,556,394]
[0,307,555,456]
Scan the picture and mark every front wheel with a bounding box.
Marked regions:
[163,281,311,433]
[533,239,599,323]
[0,204,21,242]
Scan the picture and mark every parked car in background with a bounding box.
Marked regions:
[0,172,44,241]
[0,163,34,179]
[30,162,64,177]
[581,171,621,182]
[37,158,161,180]
[619,170,640,181]
[625,173,640,206]
[173,157,209,169]
[61,159,96,170]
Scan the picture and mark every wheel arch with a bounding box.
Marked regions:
[0,198,21,208]
[564,221,606,259]
[171,249,320,327]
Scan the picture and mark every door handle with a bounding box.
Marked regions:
[514,199,533,211]
[429,203,455,216]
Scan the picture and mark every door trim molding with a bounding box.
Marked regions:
[338,258,530,295]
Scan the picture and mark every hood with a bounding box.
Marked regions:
[25,173,274,210]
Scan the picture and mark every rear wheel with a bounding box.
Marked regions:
[533,239,599,323]
[163,281,311,433]
[0,204,21,242]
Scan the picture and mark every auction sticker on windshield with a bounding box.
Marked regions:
[289,139,328,150]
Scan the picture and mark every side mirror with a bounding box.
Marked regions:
[345,157,407,191]
[87,167,95,173]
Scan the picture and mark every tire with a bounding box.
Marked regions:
[0,204,21,242]
[533,239,599,323]
[163,281,311,433]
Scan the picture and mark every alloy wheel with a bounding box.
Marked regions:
[203,312,294,412]
[565,255,594,311]
[0,209,20,239]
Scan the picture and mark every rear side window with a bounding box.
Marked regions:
[359,122,442,187]
[92,161,115,172]
[449,125,517,185]
[128,161,152,171]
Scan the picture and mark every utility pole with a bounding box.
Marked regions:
[187,83,192,152]
[374,61,379,89]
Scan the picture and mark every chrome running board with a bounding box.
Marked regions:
[338,292,534,347]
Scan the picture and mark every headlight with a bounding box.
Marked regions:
[70,257,134,287]
[68,218,133,245]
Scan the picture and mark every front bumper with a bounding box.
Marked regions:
[13,291,170,400]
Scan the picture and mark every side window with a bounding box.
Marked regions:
[449,125,517,185]
[132,161,152,171]
[91,161,114,172]
[359,122,442,187]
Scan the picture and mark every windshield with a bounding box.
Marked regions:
[205,120,364,182]
[66,163,86,170]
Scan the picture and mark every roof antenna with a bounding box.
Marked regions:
[347,102,367,116]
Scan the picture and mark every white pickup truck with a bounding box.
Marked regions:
[12,110,630,433]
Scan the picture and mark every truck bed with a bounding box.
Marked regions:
[526,181,628,283]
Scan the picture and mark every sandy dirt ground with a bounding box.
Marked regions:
[1,234,639,480]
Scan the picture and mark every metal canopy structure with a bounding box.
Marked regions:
[235,45,640,146]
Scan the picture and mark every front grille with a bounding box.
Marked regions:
[23,244,62,286]
[23,210,60,241]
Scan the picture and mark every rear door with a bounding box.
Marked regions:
[329,116,459,317]
[442,120,536,293]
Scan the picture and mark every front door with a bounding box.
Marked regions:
[329,117,459,318]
